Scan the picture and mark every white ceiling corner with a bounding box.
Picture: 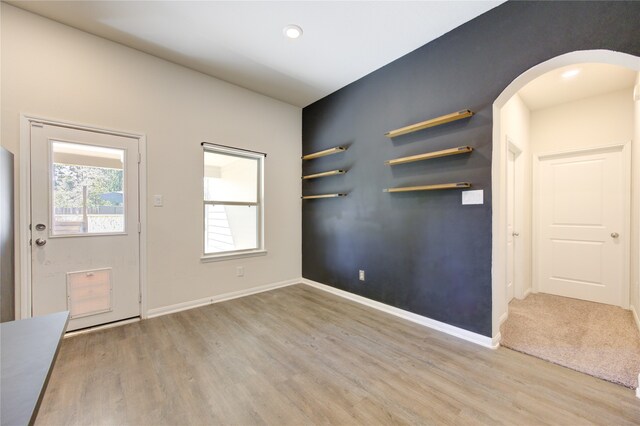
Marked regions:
[7,0,505,107]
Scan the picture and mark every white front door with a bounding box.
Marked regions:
[537,146,626,307]
[506,150,516,303]
[30,123,140,331]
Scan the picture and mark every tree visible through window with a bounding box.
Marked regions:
[203,144,264,256]
[54,165,123,209]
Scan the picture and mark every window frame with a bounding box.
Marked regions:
[201,143,265,262]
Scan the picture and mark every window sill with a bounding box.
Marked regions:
[200,249,267,263]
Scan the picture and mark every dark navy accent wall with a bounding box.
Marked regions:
[301,1,640,337]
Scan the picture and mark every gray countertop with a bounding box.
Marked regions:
[1,311,69,426]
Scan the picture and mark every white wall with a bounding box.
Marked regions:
[632,73,640,324]
[1,4,302,316]
[530,89,634,154]
[498,93,531,323]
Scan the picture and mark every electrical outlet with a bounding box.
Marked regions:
[359,270,365,281]
[236,266,244,277]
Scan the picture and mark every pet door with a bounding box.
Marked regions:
[66,268,113,319]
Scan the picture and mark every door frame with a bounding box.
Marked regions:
[503,136,523,321]
[532,143,631,308]
[19,114,148,321]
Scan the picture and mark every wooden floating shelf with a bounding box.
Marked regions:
[383,182,471,193]
[302,169,346,180]
[301,193,347,199]
[386,146,472,166]
[385,109,474,138]
[302,146,346,160]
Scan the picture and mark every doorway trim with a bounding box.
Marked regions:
[491,49,640,341]
[532,143,631,308]
[18,114,148,321]
[502,135,524,323]
[507,136,524,300]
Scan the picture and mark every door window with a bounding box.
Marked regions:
[50,140,126,235]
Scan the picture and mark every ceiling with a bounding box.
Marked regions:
[518,63,637,111]
[7,1,504,107]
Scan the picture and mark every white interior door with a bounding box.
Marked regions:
[30,123,140,331]
[506,150,516,303]
[536,146,626,306]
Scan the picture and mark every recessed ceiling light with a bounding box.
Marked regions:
[283,24,303,39]
[561,69,581,79]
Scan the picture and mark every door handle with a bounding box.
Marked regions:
[35,223,46,231]
[611,232,619,239]
[512,232,520,237]
[35,238,47,247]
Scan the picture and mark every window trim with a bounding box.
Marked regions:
[201,143,265,261]
[200,249,267,263]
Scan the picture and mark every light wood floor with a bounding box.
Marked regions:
[37,284,640,425]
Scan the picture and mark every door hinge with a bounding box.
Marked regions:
[138,153,142,164]
[139,293,142,303]
[138,222,141,233]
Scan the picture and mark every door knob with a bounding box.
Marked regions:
[35,223,46,231]
[35,238,47,246]
[611,232,619,239]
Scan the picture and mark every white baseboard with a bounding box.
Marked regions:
[631,305,640,335]
[491,332,502,349]
[146,278,300,318]
[499,311,508,325]
[301,278,498,349]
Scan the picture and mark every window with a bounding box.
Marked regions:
[51,141,126,235]
[202,143,265,259]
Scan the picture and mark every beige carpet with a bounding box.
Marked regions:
[500,293,640,389]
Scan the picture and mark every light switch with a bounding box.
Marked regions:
[153,195,163,207]
[462,190,483,205]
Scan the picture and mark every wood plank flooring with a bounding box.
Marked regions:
[36,284,640,425]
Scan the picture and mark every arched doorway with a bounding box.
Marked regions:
[491,50,640,393]
[492,49,640,339]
